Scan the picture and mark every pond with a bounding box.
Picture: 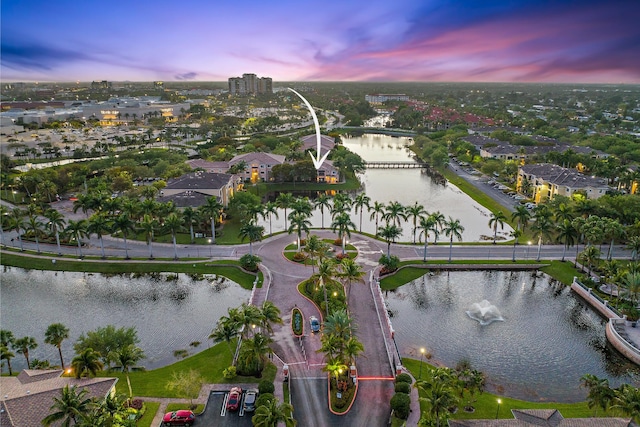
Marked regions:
[0,267,251,370]
[386,270,640,402]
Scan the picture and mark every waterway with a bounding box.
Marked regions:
[387,270,640,402]
[0,267,250,370]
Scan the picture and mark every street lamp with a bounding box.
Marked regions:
[495,398,501,419]
[419,347,426,379]
[527,241,532,260]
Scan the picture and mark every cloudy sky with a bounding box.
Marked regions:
[2,0,639,83]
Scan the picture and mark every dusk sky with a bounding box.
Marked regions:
[2,0,639,84]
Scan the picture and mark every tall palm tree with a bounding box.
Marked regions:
[603,218,625,261]
[315,193,332,229]
[288,212,312,252]
[239,221,265,256]
[579,245,601,276]
[627,236,640,262]
[41,385,93,427]
[260,301,283,335]
[580,374,615,416]
[182,206,199,244]
[556,219,578,262]
[65,219,88,258]
[9,208,25,251]
[239,333,273,374]
[71,348,104,378]
[622,272,640,305]
[511,205,531,232]
[199,196,224,243]
[44,323,70,369]
[109,344,145,399]
[314,260,336,317]
[261,201,279,236]
[13,336,38,369]
[209,319,238,358]
[510,229,522,262]
[26,213,43,253]
[369,201,386,237]
[331,212,356,255]
[612,383,640,422]
[407,202,427,244]
[531,215,554,262]
[419,215,439,262]
[87,214,111,259]
[251,397,297,427]
[289,197,313,219]
[554,202,575,224]
[1,344,15,376]
[338,257,365,299]
[444,217,465,263]
[353,193,371,233]
[112,213,136,259]
[378,224,402,258]
[383,201,406,227]
[138,214,158,259]
[488,211,507,244]
[342,336,365,365]
[416,375,459,427]
[430,211,446,244]
[303,234,323,274]
[163,213,184,260]
[323,309,357,343]
[44,208,66,255]
[0,330,15,375]
[276,192,294,231]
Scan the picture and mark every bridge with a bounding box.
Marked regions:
[364,161,428,169]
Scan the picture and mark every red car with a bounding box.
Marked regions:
[163,410,195,426]
[226,386,243,411]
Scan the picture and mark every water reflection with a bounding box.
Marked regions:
[386,270,640,402]
[0,268,251,370]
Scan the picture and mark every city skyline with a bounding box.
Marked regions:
[1,0,639,84]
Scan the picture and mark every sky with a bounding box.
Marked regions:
[2,0,640,84]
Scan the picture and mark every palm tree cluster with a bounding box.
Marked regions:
[1,324,70,374]
[209,302,283,376]
[581,374,640,422]
[42,386,140,427]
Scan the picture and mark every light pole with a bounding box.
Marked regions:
[495,398,501,419]
[527,241,531,260]
[419,347,426,379]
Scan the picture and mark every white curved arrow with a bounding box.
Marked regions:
[288,87,331,170]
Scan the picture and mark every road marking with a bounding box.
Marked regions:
[220,393,229,416]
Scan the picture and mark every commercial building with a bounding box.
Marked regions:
[365,94,409,104]
[228,73,273,95]
[517,163,611,202]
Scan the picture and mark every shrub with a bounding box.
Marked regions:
[379,254,400,274]
[258,379,275,395]
[255,393,274,408]
[223,365,237,379]
[292,252,307,262]
[395,373,413,384]
[333,238,343,246]
[240,254,261,272]
[390,392,411,420]
[395,382,411,394]
[126,398,144,410]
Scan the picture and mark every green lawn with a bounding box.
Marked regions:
[136,401,160,427]
[103,341,276,398]
[165,403,205,413]
[541,260,581,286]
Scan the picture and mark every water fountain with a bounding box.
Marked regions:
[466,299,504,325]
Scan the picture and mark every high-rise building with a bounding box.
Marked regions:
[228,74,272,95]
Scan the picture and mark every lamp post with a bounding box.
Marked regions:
[495,398,501,419]
[419,347,426,379]
[527,241,532,260]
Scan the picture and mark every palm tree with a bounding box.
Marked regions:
[44,208,66,255]
[26,213,43,253]
[324,358,349,382]
[443,217,465,263]
[1,344,15,376]
[580,374,615,416]
[383,201,406,227]
[0,330,15,375]
[627,236,640,262]
[239,221,265,256]
[288,212,312,252]
[251,397,297,427]
[9,208,25,251]
[419,215,439,262]
[239,333,273,374]
[315,194,332,229]
[622,272,640,305]
[378,224,402,258]
[554,202,575,224]
[407,202,427,244]
[261,201,279,236]
[209,319,238,358]
[612,383,640,422]
[531,215,554,261]
[163,213,184,260]
[331,212,356,255]
[199,196,224,243]
[260,301,283,335]
[42,385,93,426]
[603,218,625,261]
[44,323,70,369]
[488,211,507,244]
[510,229,522,262]
[369,201,386,237]
[87,214,111,259]
[276,192,294,231]
[138,214,157,259]
[556,219,578,262]
[323,309,357,342]
[353,193,371,233]
[430,211,446,244]
[511,205,531,232]
[303,234,323,274]
[65,219,88,258]
[182,207,199,244]
[579,245,601,276]
[314,260,336,317]
[109,344,145,399]
[338,257,365,299]
[416,375,459,427]
[71,348,104,378]
[112,213,136,259]
[342,336,365,365]
[13,336,38,369]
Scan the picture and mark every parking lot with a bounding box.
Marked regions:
[178,390,254,427]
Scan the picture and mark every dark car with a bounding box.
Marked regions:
[243,388,258,412]
[163,410,195,426]
[310,316,321,333]
[227,386,243,411]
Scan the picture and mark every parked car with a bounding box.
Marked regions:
[163,410,195,426]
[310,316,321,333]
[227,386,243,411]
[243,389,259,412]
